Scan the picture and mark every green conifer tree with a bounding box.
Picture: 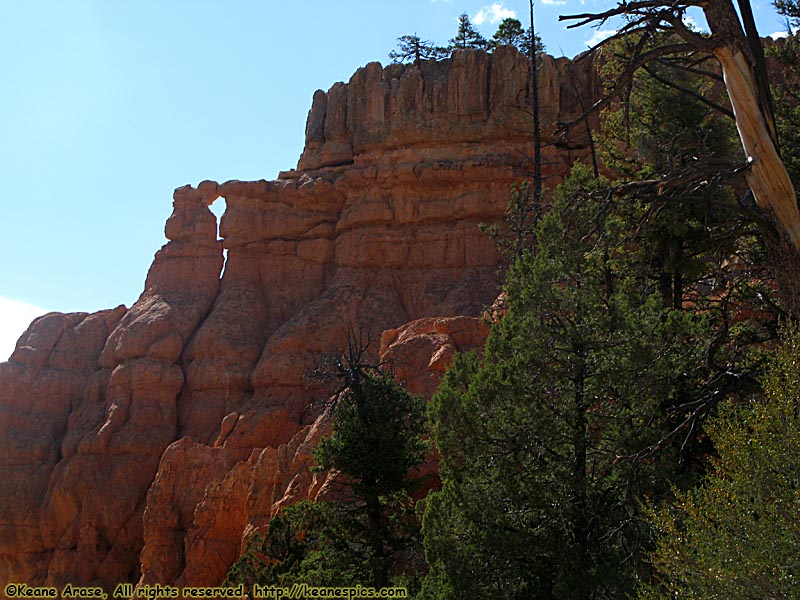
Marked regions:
[422,165,709,600]
[596,36,753,312]
[389,34,447,64]
[313,364,427,589]
[448,13,488,50]
[774,0,800,19]
[769,0,800,188]
[491,17,544,55]
[225,343,427,590]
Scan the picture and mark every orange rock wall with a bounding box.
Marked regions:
[0,48,600,592]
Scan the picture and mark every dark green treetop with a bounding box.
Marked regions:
[421,165,711,600]
[225,339,428,591]
[314,375,427,502]
[491,17,544,55]
[448,13,489,50]
[774,0,800,19]
[769,0,800,188]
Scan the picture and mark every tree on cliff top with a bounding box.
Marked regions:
[389,34,447,64]
[390,14,544,63]
[491,17,544,56]
[448,13,488,50]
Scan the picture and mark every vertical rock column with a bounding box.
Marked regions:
[0,308,127,586]
[36,183,224,588]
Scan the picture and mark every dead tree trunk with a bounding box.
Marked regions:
[704,3,800,244]
[704,1,800,314]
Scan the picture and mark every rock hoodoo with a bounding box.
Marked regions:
[0,47,600,591]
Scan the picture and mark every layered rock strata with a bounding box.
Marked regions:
[0,47,600,591]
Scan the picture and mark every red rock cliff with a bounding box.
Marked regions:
[0,47,600,591]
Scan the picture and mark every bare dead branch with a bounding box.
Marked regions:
[642,63,736,119]
[655,57,725,83]
[559,1,701,30]
[557,42,695,135]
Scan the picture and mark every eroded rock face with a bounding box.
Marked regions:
[0,48,600,590]
[380,316,491,398]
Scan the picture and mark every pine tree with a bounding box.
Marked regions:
[313,365,428,588]
[560,1,800,315]
[225,343,428,590]
[448,13,488,50]
[774,0,800,19]
[491,17,544,56]
[422,165,709,600]
[596,38,743,311]
[389,34,447,64]
[769,0,800,188]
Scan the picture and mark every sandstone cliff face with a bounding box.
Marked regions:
[0,48,600,591]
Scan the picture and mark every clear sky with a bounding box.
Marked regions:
[0,0,790,360]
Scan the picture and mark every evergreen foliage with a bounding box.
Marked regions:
[422,165,710,600]
[561,0,800,316]
[227,15,797,597]
[595,35,767,316]
[315,367,428,587]
[640,323,800,599]
[314,370,428,504]
[774,0,800,20]
[597,35,737,179]
[390,13,545,63]
[490,17,544,55]
[389,35,447,64]
[448,13,489,50]
[224,501,360,587]
[491,17,526,49]
[225,347,428,590]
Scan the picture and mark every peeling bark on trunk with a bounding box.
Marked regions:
[714,45,800,249]
[703,0,800,315]
[715,44,800,314]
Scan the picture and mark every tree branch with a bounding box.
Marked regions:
[642,63,736,119]
[559,1,701,30]
[655,56,725,84]
[557,42,696,134]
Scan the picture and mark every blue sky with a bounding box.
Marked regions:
[0,0,790,359]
